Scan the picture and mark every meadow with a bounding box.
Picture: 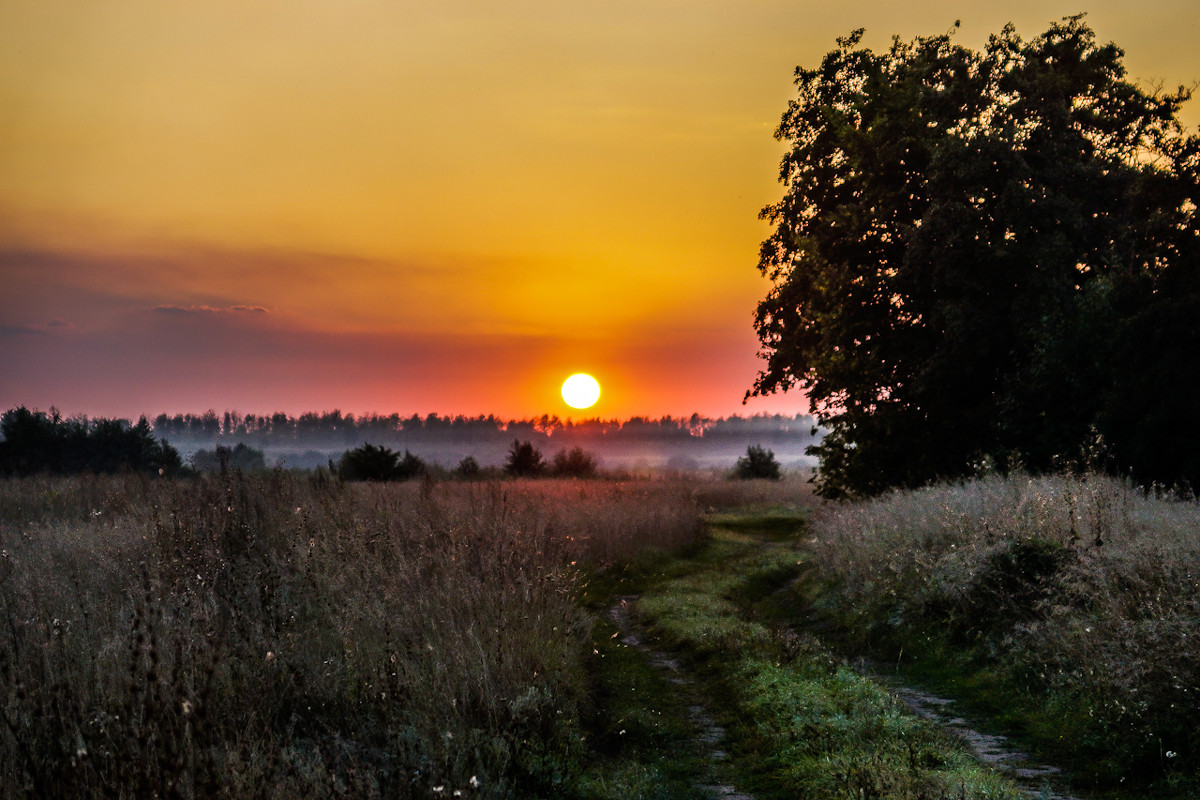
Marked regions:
[0,471,706,799]
[2,468,1196,799]
[800,472,1200,795]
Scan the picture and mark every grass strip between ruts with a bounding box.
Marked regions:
[627,524,1026,800]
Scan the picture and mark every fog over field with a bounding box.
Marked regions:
[149,410,821,471]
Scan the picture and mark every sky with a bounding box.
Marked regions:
[3,1,1198,421]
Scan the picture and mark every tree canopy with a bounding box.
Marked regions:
[0,406,183,477]
[751,15,1200,498]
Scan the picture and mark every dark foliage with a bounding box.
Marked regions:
[0,406,182,476]
[453,455,482,479]
[751,16,1200,497]
[192,443,267,473]
[550,446,599,478]
[733,444,783,480]
[336,443,426,482]
[504,440,546,477]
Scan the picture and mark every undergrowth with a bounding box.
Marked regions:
[802,472,1200,796]
[0,472,704,799]
[629,526,1024,800]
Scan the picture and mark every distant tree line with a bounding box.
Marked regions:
[0,405,795,482]
[0,406,182,477]
[149,410,817,449]
[333,440,602,481]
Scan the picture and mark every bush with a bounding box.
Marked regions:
[454,455,482,479]
[504,440,545,477]
[551,446,598,478]
[733,444,782,480]
[336,443,426,481]
[191,443,267,473]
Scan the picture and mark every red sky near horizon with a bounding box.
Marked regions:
[3,2,1198,421]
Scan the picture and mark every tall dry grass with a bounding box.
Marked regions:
[686,471,817,512]
[806,472,1199,785]
[0,472,703,799]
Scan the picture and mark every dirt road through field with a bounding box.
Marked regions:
[606,595,756,800]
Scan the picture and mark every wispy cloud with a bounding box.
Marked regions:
[153,304,271,315]
[0,320,75,336]
[0,324,43,337]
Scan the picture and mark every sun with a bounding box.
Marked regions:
[561,373,601,409]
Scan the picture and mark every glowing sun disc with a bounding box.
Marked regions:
[562,373,601,409]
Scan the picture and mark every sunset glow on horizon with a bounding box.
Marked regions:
[3,2,1197,421]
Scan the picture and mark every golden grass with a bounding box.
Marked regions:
[805,472,1200,786]
[0,472,704,799]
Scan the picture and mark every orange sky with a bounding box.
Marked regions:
[2,1,1198,420]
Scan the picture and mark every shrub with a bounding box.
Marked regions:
[504,440,545,477]
[733,444,782,480]
[454,455,482,478]
[191,442,267,473]
[551,446,598,478]
[336,443,426,481]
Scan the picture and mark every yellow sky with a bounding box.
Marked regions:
[2,1,1198,418]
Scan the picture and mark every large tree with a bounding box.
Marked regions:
[751,16,1200,498]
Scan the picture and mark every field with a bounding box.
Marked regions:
[1,469,1196,799]
[800,473,1200,796]
[0,472,707,799]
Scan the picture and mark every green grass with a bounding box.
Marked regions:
[798,472,1200,798]
[569,614,719,800]
[620,521,1025,800]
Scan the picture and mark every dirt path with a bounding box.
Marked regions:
[854,663,1090,800]
[606,595,755,800]
[770,561,1090,799]
[600,525,1093,799]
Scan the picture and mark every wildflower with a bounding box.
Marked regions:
[469,775,479,788]
[432,786,444,794]
[1166,751,1177,758]
[181,700,194,716]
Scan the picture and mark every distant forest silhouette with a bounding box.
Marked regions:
[150,410,819,470]
[0,406,820,473]
[148,409,815,447]
[0,406,183,477]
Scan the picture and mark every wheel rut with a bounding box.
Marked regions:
[853,661,1090,800]
[606,595,755,800]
